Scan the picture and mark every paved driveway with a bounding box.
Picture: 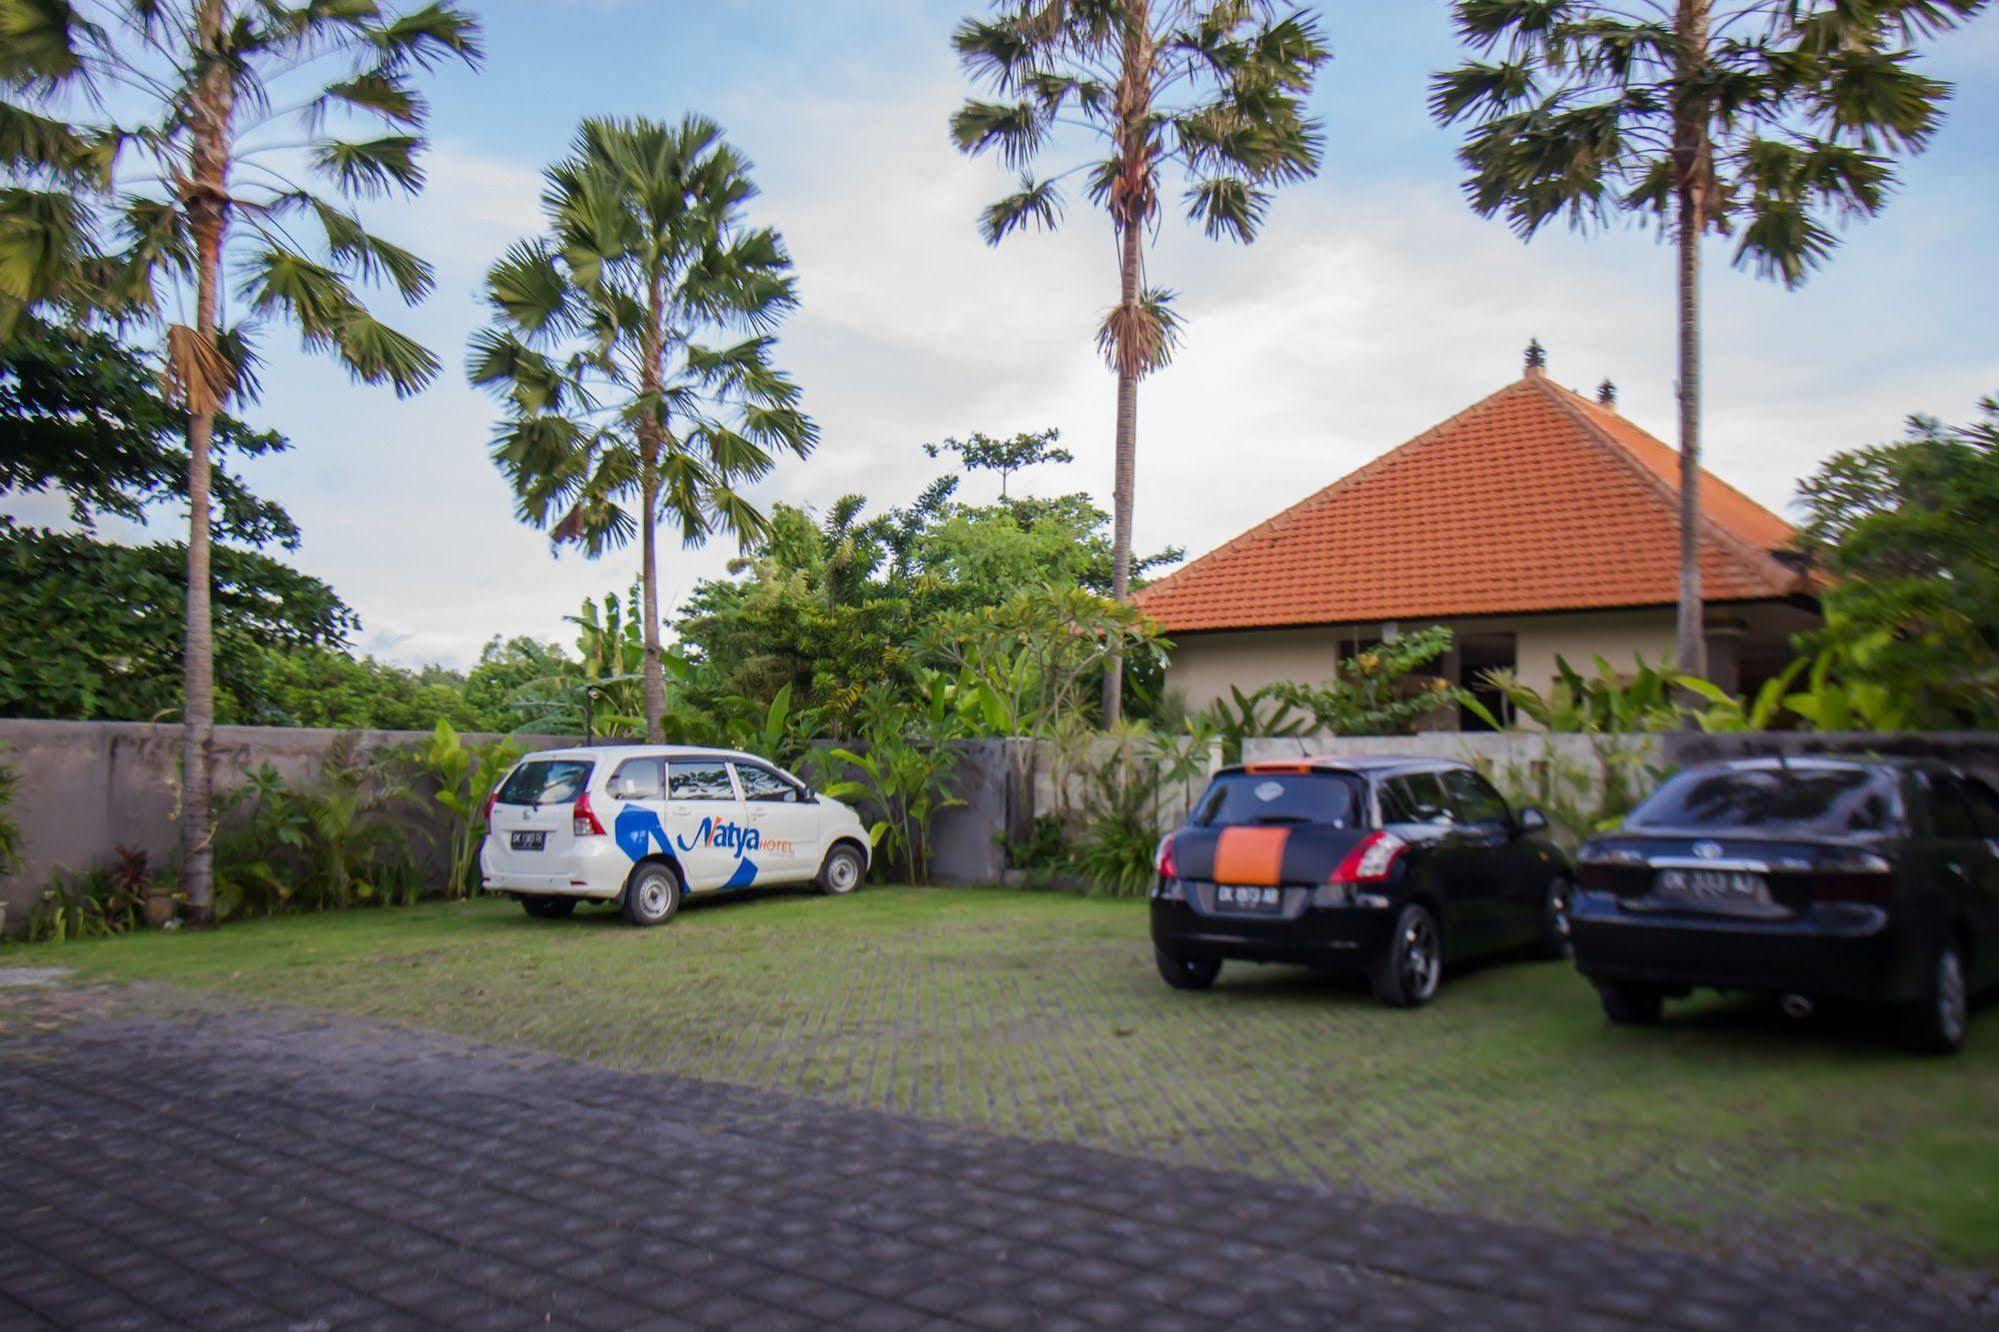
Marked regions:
[0,995,1972,1331]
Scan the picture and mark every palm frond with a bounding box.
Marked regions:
[315,135,425,196]
[978,174,1063,244]
[1096,284,1182,378]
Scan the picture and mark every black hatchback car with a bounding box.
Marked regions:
[1150,757,1573,1006]
[1570,757,1999,1054]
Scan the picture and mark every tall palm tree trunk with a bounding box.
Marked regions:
[1672,0,1711,680]
[638,276,668,744]
[180,0,232,928]
[1100,218,1143,726]
[640,479,665,743]
[1674,189,1705,679]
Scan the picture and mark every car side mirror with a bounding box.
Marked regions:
[1517,807,1548,834]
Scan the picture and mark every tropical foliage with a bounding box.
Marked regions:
[0,748,20,880]
[952,0,1331,721]
[675,437,1178,716]
[471,115,815,744]
[0,525,358,722]
[0,317,295,546]
[416,722,523,899]
[1198,627,1468,762]
[1431,0,1983,676]
[1,0,482,923]
[1793,391,1999,728]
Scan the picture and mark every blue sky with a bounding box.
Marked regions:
[13,1,1998,668]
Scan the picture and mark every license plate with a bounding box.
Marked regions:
[1215,884,1283,914]
[510,831,546,852]
[1655,868,1768,904]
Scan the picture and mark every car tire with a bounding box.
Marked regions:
[1597,981,1664,1026]
[1539,877,1574,960]
[1156,947,1221,991]
[622,862,683,928]
[816,843,866,896]
[1370,903,1443,1008]
[1899,938,1969,1056]
[519,895,576,920]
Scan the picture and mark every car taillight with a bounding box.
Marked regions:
[1808,851,1896,904]
[483,789,499,823]
[573,791,605,837]
[1330,831,1406,885]
[1156,833,1179,880]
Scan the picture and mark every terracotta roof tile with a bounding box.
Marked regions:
[1133,372,1810,634]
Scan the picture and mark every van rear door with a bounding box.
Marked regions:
[488,758,594,883]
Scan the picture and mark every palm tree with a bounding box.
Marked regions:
[1431,0,1983,678]
[0,0,481,925]
[951,1,1330,724]
[470,115,816,744]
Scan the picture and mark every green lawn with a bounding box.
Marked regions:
[9,886,1998,1272]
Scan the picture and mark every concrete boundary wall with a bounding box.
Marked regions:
[0,720,572,932]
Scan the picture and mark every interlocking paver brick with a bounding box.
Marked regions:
[0,1005,1975,1331]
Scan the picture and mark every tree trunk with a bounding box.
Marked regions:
[639,273,668,744]
[1100,214,1143,727]
[640,481,665,743]
[1673,0,1711,680]
[179,0,233,929]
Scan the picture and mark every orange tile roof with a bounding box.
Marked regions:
[1133,370,1812,634]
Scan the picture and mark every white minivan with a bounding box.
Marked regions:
[479,745,872,926]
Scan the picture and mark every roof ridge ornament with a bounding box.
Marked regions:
[1597,379,1618,409]
[1524,338,1547,378]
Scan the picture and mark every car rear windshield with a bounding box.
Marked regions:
[1624,766,1901,835]
[1192,771,1365,828]
[496,759,593,807]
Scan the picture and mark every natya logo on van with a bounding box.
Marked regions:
[677,817,760,857]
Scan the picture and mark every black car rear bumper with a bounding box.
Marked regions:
[1150,892,1397,968]
[1568,889,1923,1003]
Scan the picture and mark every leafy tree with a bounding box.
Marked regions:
[462,635,578,733]
[675,440,1180,714]
[923,426,1073,497]
[1431,0,1984,677]
[0,317,295,547]
[0,524,358,722]
[929,584,1162,740]
[952,0,1331,723]
[2,0,482,924]
[232,646,481,732]
[1793,392,1999,726]
[471,115,816,746]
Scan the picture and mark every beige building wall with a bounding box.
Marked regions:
[1163,601,1811,724]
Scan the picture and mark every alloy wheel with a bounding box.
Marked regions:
[827,851,861,893]
[1402,914,1440,1000]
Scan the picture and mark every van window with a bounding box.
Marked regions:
[608,758,664,800]
[497,760,593,807]
[735,764,801,803]
[668,760,736,801]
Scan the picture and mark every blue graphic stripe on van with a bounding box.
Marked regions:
[723,859,758,889]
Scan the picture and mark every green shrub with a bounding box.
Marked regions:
[0,749,20,879]
[27,848,152,942]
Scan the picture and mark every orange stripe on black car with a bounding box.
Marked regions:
[1213,827,1289,886]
